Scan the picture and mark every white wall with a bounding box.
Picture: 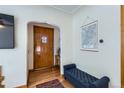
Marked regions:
[0,5,121,88]
[27,23,60,70]
[0,5,73,87]
[72,6,121,87]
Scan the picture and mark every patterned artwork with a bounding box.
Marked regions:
[81,21,98,50]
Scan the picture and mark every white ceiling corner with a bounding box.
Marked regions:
[49,5,82,14]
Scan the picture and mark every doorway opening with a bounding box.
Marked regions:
[27,22,61,87]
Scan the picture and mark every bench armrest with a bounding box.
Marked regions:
[64,64,76,71]
[90,76,110,88]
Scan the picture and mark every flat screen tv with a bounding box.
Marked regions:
[0,13,14,49]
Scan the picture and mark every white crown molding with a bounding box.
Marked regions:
[49,5,82,15]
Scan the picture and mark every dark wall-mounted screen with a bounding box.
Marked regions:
[0,13,14,49]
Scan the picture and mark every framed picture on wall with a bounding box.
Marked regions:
[0,13,14,49]
[80,20,98,52]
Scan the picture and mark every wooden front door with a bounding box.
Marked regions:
[34,26,54,70]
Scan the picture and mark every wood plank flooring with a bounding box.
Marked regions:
[28,66,74,88]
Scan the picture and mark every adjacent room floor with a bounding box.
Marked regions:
[28,66,74,88]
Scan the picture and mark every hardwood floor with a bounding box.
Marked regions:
[28,66,74,88]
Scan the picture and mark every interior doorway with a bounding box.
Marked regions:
[27,22,61,87]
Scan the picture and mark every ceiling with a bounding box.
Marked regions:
[50,5,81,14]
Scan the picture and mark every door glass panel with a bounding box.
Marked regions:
[41,36,47,43]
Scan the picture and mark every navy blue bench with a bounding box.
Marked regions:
[64,64,110,88]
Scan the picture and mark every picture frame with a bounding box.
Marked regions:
[80,20,98,52]
[0,13,15,49]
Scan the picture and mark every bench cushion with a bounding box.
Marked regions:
[66,68,98,84]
